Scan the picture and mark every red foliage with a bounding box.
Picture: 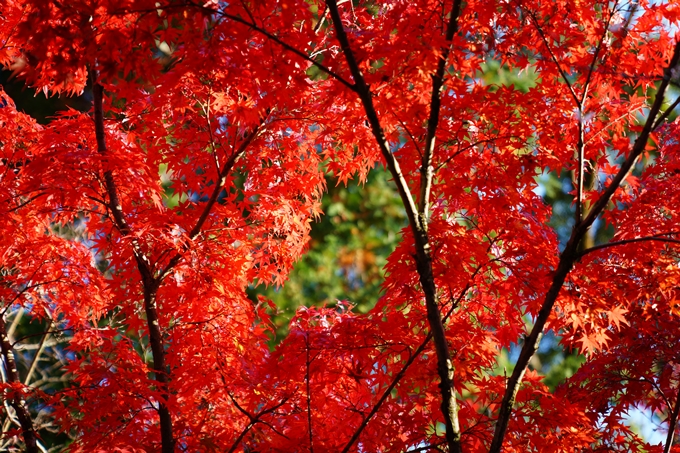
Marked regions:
[1,0,680,452]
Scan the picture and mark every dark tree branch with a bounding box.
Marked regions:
[419,0,463,225]
[435,135,519,172]
[664,387,680,453]
[5,192,47,214]
[581,41,680,231]
[0,274,64,318]
[93,81,154,282]
[92,79,175,453]
[489,39,680,453]
[340,333,433,453]
[226,394,290,453]
[0,315,39,453]
[654,95,680,130]
[180,0,356,91]
[325,1,463,451]
[113,0,356,89]
[527,9,580,107]
[158,122,262,281]
[341,265,483,453]
[305,334,315,453]
[579,235,680,257]
[580,1,618,106]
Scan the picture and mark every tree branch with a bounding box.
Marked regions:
[527,9,580,107]
[340,333,432,453]
[419,0,463,225]
[579,234,680,257]
[226,393,290,453]
[92,79,175,453]
[654,94,680,130]
[580,1,618,106]
[576,111,586,224]
[180,0,355,91]
[305,333,315,453]
[488,39,680,453]
[341,266,482,453]
[158,123,262,281]
[664,386,680,453]
[22,310,54,389]
[92,81,154,282]
[0,314,39,453]
[435,135,519,172]
[325,1,462,451]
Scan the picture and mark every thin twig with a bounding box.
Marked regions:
[654,95,680,130]
[226,394,290,453]
[0,314,39,453]
[580,1,618,106]
[340,333,433,453]
[184,0,356,91]
[340,264,484,453]
[579,235,680,257]
[526,9,580,106]
[435,136,518,172]
[305,333,315,453]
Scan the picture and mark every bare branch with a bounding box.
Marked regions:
[341,264,483,453]
[22,311,54,388]
[654,95,680,130]
[305,333,315,453]
[581,1,619,106]
[226,393,290,453]
[0,315,39,453]
[435,135,519,172]
[340,334,432,453]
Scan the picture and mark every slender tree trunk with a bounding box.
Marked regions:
[92,80,175,452]
[143,285,175,453]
